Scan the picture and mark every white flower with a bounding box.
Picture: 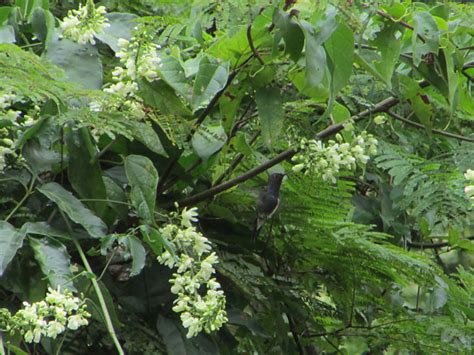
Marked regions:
[60,2,110,45]
[67,314,88,330]
[46,321,65,339]
[465,169,474,181]
[181,207,199,227]
[156,209,227,338]
[374,115,386,125]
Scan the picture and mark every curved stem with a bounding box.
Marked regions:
[5,176,36,222]
[59,211,124,355]
[73,238,124,355]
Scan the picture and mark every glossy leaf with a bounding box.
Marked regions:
[0,221,26,277]
[45,34,103,89]
[191,124,227,161]
[125,236,146,277]
[256,87,284,149]
[191,56,229,111]
[124,155,158,224]
[37,182,107,239]
[66,127,107,216]
[95,13,138,52]
[158,56,191,97]
[30,237,76,291]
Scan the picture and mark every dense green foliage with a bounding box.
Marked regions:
[0,0,473,353]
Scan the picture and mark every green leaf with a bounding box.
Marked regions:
[158,56,191,97]
[30,238,76,291]
[298,21,327,89]
[66,127,107,217]
[0,7,12,25]
[191,56,229,111]
[125,236,146,277]
[0,221,26,277]
[0,25,16,44]
[191,124,227,161]
[124,155,158,224]
[412,11,439,66]
[256,87,284,148]
[323,21,354,118]
[272,9,305,61]
[370,21,400,88]
[45,34,103,89]
[37,182,107,239]
[103,176,128,219]
[95,13,138,52]
[139,79,192,116]
[21,221,70,239]
[31,8,55,45]
[140,225,175,257]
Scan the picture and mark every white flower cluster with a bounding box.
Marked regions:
[60,1,110,45]
[464,169,474,205]
[157,207,228,338]
[104,37,161,97]
[292,131,378,183]
[6,287,90,343]
[0,91,36,170]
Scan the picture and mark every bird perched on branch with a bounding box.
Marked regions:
[252,173,285,241]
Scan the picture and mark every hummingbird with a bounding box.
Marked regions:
[252,173,285,241]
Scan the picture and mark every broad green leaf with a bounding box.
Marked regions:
[125,236,146,277]
[103,176,128,219]
[95,13,138,52]
[30,238,76,291]
[139,79,192,116]
[0,25,15,44]
[21,221,70,239]
[298,20,327,89]
[37,182,107,239]
[191,124,227,161]
[323,22,354,118]
[158,56,191,97]
[370,21,401,88]
[45,34,103,89]
[191,56,229,111]
[0,221,26,277]
[441,43,459,112]
[272,9,305,61]
[31,8,55,45]
[124,155,158,224]
[129,121,167,157]
[412,11,439,66]
[66,127,107,217]
[0,7,12,25]
[256,87,284,148]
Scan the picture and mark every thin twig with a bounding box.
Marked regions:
[59,211,124,355]
[375,9,426,43]
[176,96,402,207]
[386,111,474,142]
[156,55,256,196]
[213,130,261,186]
[247,24,265,65]
[408,236,474,249]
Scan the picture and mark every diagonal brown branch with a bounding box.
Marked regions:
[176,96,400,207]
[386,111,474,142]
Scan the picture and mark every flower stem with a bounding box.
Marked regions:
[58,210,124,355]
[72,238,124,355]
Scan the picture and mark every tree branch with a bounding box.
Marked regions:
[247,24,265,65]
[375,9,426,43]
[407,236,474,249]
[177,96,401,207]
[156,54,255,195]
[386,111,474,142]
